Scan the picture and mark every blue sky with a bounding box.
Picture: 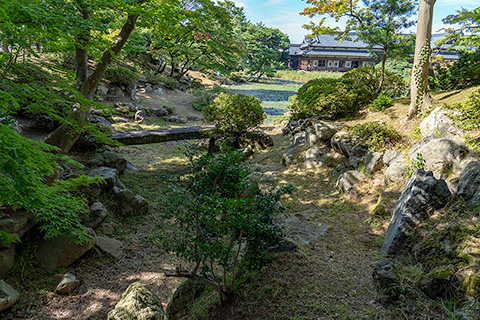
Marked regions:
[230,0,479,43]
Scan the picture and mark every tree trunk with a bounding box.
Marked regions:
[376,57,386,94]
[407,0,435,120]
[45,13,140,153]
[75,8,90,89]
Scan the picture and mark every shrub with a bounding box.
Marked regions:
[446,89,480,130]
[160,148,291,304]
[104,66,139,87]
[351,121,403,151]
[0,124,97,246]
[228,72,244,83]
[204,93,266,147]
[192,89,214,111]
[145,72,164,85]
[371,94,394,111]
[289,67,407,120]
[161,76,180,90]
[288,78,359,119]
[434,50,480,90]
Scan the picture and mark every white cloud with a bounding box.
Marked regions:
[260,0,287,7]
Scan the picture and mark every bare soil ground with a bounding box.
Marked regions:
[4,85,479,320]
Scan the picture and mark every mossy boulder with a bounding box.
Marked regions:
[414,222,480,298]
[108,282,164,320]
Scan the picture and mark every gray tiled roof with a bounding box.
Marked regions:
[302,49,374,58]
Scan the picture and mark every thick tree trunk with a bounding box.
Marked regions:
[376,57,386,94]
[45,14,139,153]
[75,8,90,89]
[407,0,435,120]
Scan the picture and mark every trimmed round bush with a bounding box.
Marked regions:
[104,66,139,87]
[204,93,265,147]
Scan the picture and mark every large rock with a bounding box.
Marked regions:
[303,146,330,169]
[365,151,384,174]
[383,150,404,166]
[95,236,123,259]
[348,145,369,168]
[0,280,20,312]
[419,107,463,139]
[457,161,480,206]
[36,228,96,272]
[372,258,402,304]
[112,187,149,216]
[0,247,15,276]
[0,214,36,238]
[282,146,303,166]
[96,84,109,96]
[108,282,165,320]
[331,131,354,158]
[335,170,366,194]
[292,131,306,147]
[83,202,108,229]
[90,115,115,134]
[277,216,329,245]
[166,279,206,320]
[88,167,124,191]
[87,151,128,173]
[310,120,340,141]
[380,170,451,256]
[135,109,148,124]
[409,137,471,179]
[55,272,80,295]
[385,162,408,186]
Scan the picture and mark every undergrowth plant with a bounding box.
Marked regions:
[351,121,403,152]
[159,148,291,305]
[0,124,98,246]
[203,93,265,148]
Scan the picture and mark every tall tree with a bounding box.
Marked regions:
[407,0,436,120]
[440,6,480,48]
[301,0,415,93]
[240,22,289,81]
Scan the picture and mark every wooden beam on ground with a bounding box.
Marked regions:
[112,126,215,145]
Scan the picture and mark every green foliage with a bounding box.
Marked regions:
[342,66,407,98]
[445,89,480,130]
[161,76,180,90]
[351,121,403,151]
[144,72,164,85]
[289,78,359,119]
[0,124,97,245]
[239,22,290,81]
[441,7,480,48]
[433,50,480,90]
[371,94,394,111]
[289,66,407,120]
[192,89,215,111]
[160,148,291,303]
[104,66,139,87]
[204,93,265,147]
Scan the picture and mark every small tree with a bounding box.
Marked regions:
[161,148,290,304]
[203,93,266,148]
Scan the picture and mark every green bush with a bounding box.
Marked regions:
[289,67,407,120]
[104,66,139,87]
[446,89,480,130]
[351,121,403,151]
[160,148,291,304]
[228,72,244,83]
[204,93,266,147]
[192,89,214,111]
[0,124,97,246]
[371,94,394,111]
[161,76,180,90]
[342,66,407,99]
[433,50,480,90]
[145,72,164,85]
[289,78,359,119]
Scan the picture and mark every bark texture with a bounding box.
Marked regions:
[407,0,436,120]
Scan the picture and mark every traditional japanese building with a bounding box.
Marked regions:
[289,33,459,72]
